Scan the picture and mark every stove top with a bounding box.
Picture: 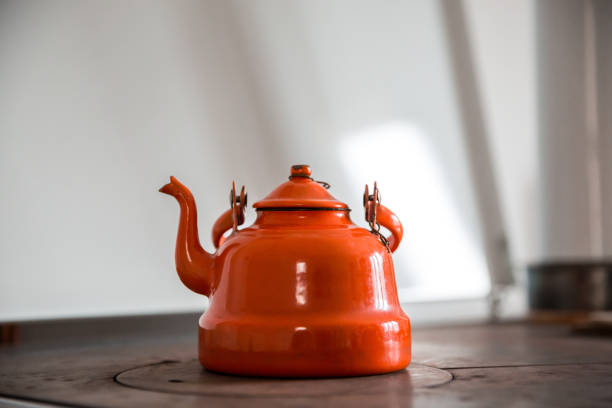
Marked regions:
[1,318,612,407]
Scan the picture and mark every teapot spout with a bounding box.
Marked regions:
[159,176,214,296]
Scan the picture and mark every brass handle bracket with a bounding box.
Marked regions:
[363,182,391,252]
[229,182,247,232]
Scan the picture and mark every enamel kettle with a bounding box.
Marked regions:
[160,165,410,377]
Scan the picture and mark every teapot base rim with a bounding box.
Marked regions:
[197,315,411,378]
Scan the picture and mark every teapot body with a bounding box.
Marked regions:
[200,210,411,377]
[160,165,410,377]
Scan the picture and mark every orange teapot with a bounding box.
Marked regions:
[160,165,410,377]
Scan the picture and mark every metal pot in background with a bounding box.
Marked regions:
[528,261,612,312]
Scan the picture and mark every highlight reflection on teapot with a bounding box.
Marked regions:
[160,165,410,377]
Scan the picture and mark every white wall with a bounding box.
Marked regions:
[595,0,612,255]
[1,0,542,321]
[0,1,280,320]
[536,0,612,259]
[465,0,539,266]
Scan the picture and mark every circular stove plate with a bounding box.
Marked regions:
[115,360,452,397]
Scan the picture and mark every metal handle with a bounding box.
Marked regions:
[363,182,403,253]
[212,182,247,248]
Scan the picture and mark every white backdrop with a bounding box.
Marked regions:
[1,0,542,321]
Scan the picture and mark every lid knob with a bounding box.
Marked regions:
[290,164,312,178]
[253,164,347,209]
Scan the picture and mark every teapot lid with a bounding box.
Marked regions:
[253,165,349,210]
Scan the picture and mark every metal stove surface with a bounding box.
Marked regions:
[1,318,612,407]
